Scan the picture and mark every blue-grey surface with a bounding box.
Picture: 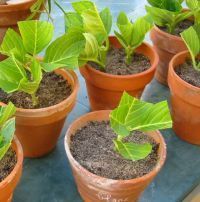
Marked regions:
[13,1,200,202]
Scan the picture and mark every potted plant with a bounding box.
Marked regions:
[146,0,194,85]
[168,23,200,145]
[65,92,172,202]
[0,20,85,157]
[60,0,158,110]
[0,103,23,202]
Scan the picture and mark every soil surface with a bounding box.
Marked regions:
[90,48,151,76]
[0,72,72,109]
[70,121,159,180]
[159,19,193,36]
[0,148,17,182]
[175,59,200,87]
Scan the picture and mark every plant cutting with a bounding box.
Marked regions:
[168,24,200,145]
[0,103,23,202]
[0,0,44,61]
[65,92,172,202]
[0,20,85,157]
[146,0,193,85]
[60,0,158,110]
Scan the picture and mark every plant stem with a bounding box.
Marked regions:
[91,59,106,70]
[31,93,38,107]
[125,46,133,65]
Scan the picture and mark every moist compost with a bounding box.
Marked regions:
[175,59,200,87]
[159,19,193,36]
[70,121,159,180]
[0,72,72,109]
[0,148,17,182]
[90,47,151,76]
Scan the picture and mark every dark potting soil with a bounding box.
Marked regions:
[0,72,72,109]
[70,121,159,180]
[90,47,151,76]
[175,59,200,87]
[159,19,193,36]
[0,148,17,182]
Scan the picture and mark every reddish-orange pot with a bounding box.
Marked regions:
[65,110,167,202]
[168,51,200,145]
[150,26,187,86]
[80,36,158,111]
[0,137,23,202]
[0,69,79,158]
[0,0,42,60]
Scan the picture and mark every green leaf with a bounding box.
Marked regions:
[181,25,200,69]
[113,139,152,161]
[116,12,133,45]
[0,103,16,126]
[100,8,112,34]
[79,33,99,65]
[72,1,108,45]
[186,0,200,24]
[130,16,153,48]
[0,29,25,62]
[18,20,54,55]
[64,12,84,31]
[0,118,15,160]
[110,92,172,137]
[0,57,26,93]
[43,29,85,71]
[145,5,175,27]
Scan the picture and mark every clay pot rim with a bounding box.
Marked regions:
[153,25,183,41]
[0,0,36,9]
[0,69,79,114]
[169,50,200,91]
[83,41,158,79]
[0,136,23,189]
[65,110,167,184]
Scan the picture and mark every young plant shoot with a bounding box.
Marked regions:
[114,13,152,64]
[186,0,200,25]
[146,0,192,34]
[62,0,112,69]
[110,92,172,161]
[181,24,200,70]
[0,103,16,160]
[0,20,85,106]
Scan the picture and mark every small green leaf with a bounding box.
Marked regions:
[43,29,85,71]
[18,20,54,55]
[110,92,172,137]
[181,25,200,69]
[0,29,25,62]
[0,103,16,126]
[186,0,200,24]
[113,139,152,161]
[100,8,112,34]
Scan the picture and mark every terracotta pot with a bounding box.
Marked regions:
[0,69,79,158]
[0,137,23,202]
[150,26,187,86]
[0,0,42,60]
[80,36,158,111]
[168,51,200,145]
[65,110,167,202]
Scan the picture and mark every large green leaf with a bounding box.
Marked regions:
[64,12,84,31]
[0,29,25,62]
[100,8,112,34]
[72,1,107,45]
[110,92,172,138]
[18,20,54,55]
[113,139,152,161]
[43,29,85,71]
